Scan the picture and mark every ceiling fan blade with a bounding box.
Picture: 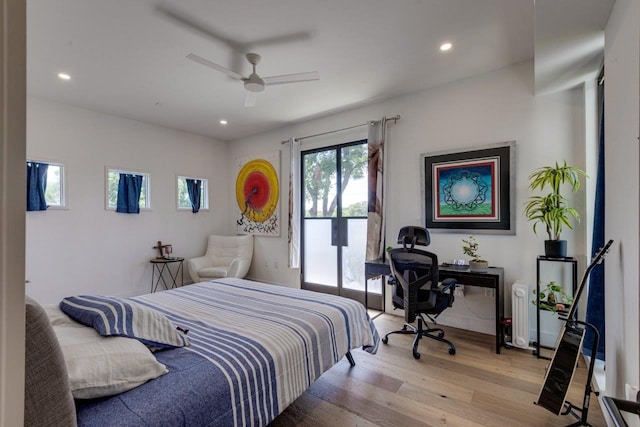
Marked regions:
[186,53,244,80]
[263,71,320,86]
[156,3,243,51]
[244,91,257,107]
[249,31,312,49]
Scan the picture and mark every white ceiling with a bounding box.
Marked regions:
[26,0,612,142]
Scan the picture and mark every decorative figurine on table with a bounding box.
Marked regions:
[164,245,173,259]
[153,241,174,259]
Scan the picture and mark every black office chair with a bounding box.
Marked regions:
[381,226,458,359]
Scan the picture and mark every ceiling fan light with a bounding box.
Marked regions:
[244,80,264,92]
[244,73,264,92]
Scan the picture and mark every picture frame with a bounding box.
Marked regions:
[421,141,515,234]
[235,150,281,236]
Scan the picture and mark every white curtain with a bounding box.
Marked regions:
[288,137,301,268]
[366,117,387,261]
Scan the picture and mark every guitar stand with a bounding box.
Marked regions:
[561,320,600,427]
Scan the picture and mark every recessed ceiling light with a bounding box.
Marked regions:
[219,120,228,125]
[440,43,452,52]
[58,73,71,80]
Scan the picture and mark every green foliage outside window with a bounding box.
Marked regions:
[303,144,367,218]
[44,165,62,206]
[177,178,190,209]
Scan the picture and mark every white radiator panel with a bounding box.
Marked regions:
[511,282,530,349]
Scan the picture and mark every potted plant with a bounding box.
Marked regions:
[532,280,573,313]
[524,160,587,258]
[461,236,488,272]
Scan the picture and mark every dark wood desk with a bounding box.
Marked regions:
[365,259,505,354]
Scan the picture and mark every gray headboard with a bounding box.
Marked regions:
[24,296,77,427]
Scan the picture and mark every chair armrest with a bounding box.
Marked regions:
[227,257,251,278]
[187,256,212,283]
[437,278,458,307]
[188,256,212,272]
[439,278,458,294]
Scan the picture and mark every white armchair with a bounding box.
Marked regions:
[187,234,254,283]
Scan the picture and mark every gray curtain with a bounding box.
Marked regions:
[288,138,301,268]
[366,118,387,261]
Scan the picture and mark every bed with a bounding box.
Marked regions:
[26,278,379,427]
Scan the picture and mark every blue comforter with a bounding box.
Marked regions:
[76,278,379,426]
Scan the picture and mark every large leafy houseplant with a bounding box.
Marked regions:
[524,160,586,257]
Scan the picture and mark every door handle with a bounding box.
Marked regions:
[331,218,349,247]
[331,218,339,246]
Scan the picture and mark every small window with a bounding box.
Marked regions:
[106,168,150,210]
[177,176,209,210]
[27,160,66,208]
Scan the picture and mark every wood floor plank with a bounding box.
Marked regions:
[307,374,485,427]
[270,314,606,426]
[270,392,380,427]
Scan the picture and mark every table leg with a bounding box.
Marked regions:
[495,283,501,354]
[364,276,368,310]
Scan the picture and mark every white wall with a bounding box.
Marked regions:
[604,0,640,402]
[26,97,230,304]
[230,61,589,336]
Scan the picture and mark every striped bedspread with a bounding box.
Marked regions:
[75,278,379,427]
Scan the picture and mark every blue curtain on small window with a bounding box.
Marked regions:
[583,91,605,360]
[186,179,201,213]
[26,162,49,211]
[116,174,143,214]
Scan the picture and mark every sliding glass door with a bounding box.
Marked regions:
[301,140,382,308]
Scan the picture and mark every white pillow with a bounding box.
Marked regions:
[52,322,168,399]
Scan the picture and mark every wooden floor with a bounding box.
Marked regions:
[270,313,606,427]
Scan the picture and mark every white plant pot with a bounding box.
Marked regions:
[469,260,488,272]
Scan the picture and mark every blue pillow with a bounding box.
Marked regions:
[60,295,189,349]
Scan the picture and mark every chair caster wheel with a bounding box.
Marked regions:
[401,325,408,331]
[449,348,456,355]
[413,352,420,359]
[382,337,388,344]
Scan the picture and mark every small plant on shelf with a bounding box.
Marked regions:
[461,236,488,272]
[532,280,573,313]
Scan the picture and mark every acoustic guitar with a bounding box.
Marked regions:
[536,239,614,415]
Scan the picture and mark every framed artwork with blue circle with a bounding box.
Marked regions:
[421,141,515,234]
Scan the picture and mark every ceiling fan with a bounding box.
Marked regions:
[186,52,319,107]
[156,3,314,84]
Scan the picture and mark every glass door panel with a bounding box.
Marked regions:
[341,218,366,291]
[301,140,380,308]
[303,219,338,287]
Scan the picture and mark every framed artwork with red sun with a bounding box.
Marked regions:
[235,151,280,236]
